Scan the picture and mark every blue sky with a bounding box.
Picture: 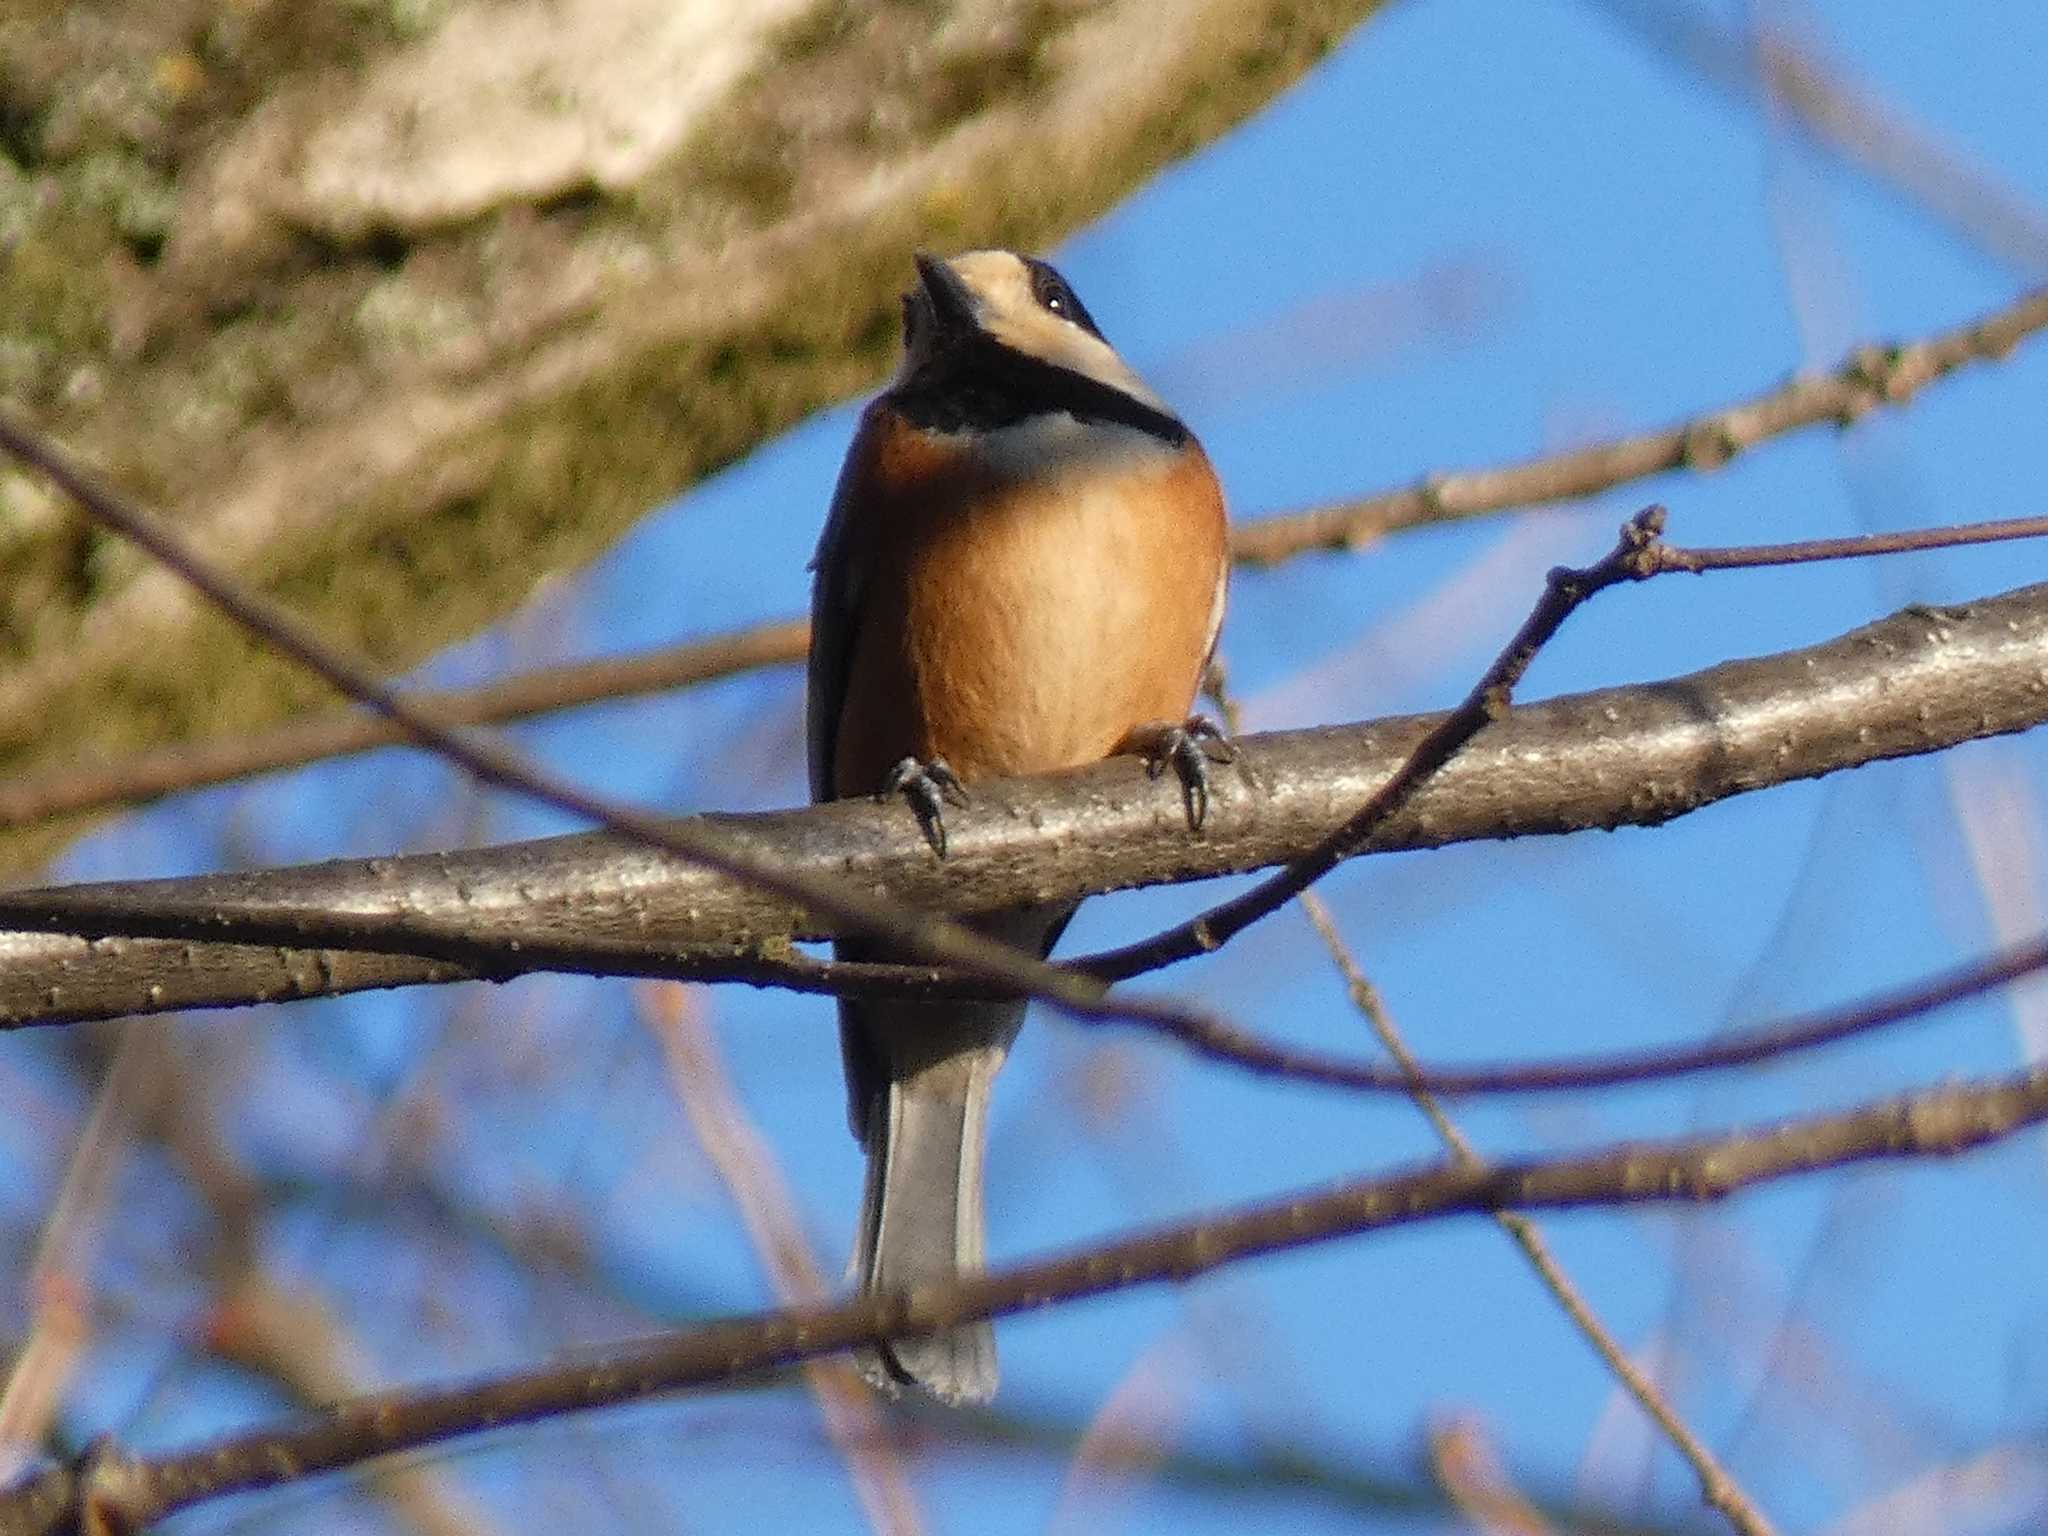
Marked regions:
[36,2,2048,1532]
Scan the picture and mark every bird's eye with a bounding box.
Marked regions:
[1031,266,1072,316]
[1024,257,1104,339]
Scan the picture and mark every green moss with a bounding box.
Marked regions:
[923,1,1064,132]
[343,0,453,46]
[0,220,112,379]
[71,147,178,256]
[689,116,801,223]
[0,0,1396,874]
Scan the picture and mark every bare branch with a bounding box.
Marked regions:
[1227,286,2048,563]
[3,580,2048,1101]
[1083,509,1675,983]
[0,619,809,830]
[9,410,2048,1104]
[642,985,924,1536]
[0,1039,145,1484]
[210,1279,512,1536]
[1293,890,1776,1536]
[6,1062,2044,1536]
[1650,515,2048,572]
[1427,1414,1563,1536]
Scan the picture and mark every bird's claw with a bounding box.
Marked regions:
[1126,716,1237,831]
[879,756,969,856]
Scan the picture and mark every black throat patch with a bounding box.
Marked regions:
[888,336,1189,447]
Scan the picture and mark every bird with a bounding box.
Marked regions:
[807,249,1231,1404]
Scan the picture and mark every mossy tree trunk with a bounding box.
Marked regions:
[0,0,1389,873]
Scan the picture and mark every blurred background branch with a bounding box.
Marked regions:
[7,1054,2043,1536]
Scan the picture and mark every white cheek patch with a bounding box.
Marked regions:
[984,312,1165,410]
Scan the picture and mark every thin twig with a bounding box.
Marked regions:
[1227,287,2048,564]
[1426,1414,1562,1536]
[209,1278,512,1536]
[1081,508,1676,983]
[1045,1334,1190,1536]
[1208,655,1777,1536]
[915,1399,1703,1534]
[0,620,810,829]
[1813,1444,2048,1536]
[0,1038,144,1484]
[1294,890,1778,1536]
[119,1026,510,1536]
[1650,514,2048,571]
[3,287,2042,830]
[10,1061,2046,1536]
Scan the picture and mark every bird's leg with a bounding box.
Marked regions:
[879,756,970,857]
[1117,716,1238,831]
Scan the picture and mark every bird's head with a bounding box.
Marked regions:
[896,249,1177,435]
[903,251,1156,396]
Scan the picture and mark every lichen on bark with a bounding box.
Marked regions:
[0,0,1388,874]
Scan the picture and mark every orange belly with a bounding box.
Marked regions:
[831,437,1226,796]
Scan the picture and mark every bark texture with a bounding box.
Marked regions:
[3,580,2041,1029]
[0,0,1391,871]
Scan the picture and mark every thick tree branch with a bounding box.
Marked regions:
[6,577,2048,1042]
[10,406,2048,1105]
[4,285,2042,833]
[4,1062,2043,1536]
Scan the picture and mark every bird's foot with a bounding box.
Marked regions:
[879,756,970,856]
[1119,716,1237,831]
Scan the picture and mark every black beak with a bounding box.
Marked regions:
[913,251,978,337]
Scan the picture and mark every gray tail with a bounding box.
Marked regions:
[853,1046,1003,1405]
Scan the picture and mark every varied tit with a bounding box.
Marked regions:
[807,249,1230,1403]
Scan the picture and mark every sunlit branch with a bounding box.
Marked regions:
[5,582,2048,1100]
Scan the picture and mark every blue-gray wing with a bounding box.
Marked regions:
[806,404,889,807]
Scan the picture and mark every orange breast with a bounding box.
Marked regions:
[831,416,1227,797]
